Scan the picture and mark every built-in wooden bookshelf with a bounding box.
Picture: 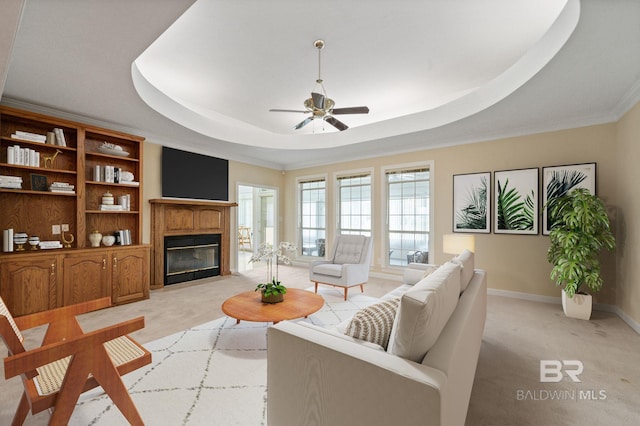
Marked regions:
[0,105,149,316]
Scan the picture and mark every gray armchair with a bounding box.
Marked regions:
[309,235,373,300]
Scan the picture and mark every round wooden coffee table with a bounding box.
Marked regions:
[222,288,324,324]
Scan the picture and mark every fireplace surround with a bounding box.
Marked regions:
[150,199,237,288]
[164,233,220,285]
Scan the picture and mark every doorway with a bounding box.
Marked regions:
[237,184,277,272]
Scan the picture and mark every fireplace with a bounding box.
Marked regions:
[150,199,236,288]
[164,234,220,285]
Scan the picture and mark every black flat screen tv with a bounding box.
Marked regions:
[162,146,229,201]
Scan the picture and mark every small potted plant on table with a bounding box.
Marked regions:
[546,188,615,319]
[255,278,288,303]
[250,242,297,303]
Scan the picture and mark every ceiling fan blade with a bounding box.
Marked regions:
[269,109,308,113]
[324,115,348,131]
[294,116,314,130]
[311,92,325,109]
[331,106,370,115]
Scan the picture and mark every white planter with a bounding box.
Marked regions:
[561,289,592,320]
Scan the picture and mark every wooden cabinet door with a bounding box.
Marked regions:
[111,246,149,305]
[62,252,109,306]
[0,256,58,316]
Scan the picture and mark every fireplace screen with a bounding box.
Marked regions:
[165,234,220,285]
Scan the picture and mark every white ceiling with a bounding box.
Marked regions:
[1,0,640,170]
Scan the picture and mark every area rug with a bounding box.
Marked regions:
[67,288,379,425]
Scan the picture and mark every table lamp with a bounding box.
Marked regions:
[443,234,475,257]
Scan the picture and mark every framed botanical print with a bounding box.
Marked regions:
[542,162,596,235]
[494,168,539,234]
[453,172,491,233]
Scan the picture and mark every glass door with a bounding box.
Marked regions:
[237,184,277,272]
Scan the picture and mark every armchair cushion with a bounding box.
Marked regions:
[344,298,400,349]
[332,234,366,264]
[312,263,344,277]
[388,262,461,362]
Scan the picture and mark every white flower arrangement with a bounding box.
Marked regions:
[249,241,297,285]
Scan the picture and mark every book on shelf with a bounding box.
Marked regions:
[99,204,124,211]
[50,181,74,188]
[2,229,14,252]
[49,182,75,193]
[0,175,23,189]
[11,131,46,143]
[53,128,67,147]
[6,146,40,167]
[118,194,131,211]
[39,240,63,249]
[114,229,132,246]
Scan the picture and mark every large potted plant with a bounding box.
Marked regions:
[546,188,615,319]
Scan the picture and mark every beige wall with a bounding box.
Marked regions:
[282,123,619,305]
[141,142,284,270]
[141,107,639,324]
[615,102,640,322]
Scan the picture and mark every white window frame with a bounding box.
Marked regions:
[381,160,434,269]
[297,173,328,258]
[334,167,374,238]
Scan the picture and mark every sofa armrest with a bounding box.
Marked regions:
[267,321,447,426]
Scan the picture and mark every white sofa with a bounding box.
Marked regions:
[267,250,486,426]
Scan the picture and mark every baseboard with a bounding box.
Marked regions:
[488,288,640,335]
[595,303,640,335]
[488,288,560,305]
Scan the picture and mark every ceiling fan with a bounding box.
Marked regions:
[270,39,369,131]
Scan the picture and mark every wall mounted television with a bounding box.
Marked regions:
[162,146,229,201]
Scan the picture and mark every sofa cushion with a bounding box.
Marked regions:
[333,235,366,264]
[345,298,400,349]
[403,264,439,285]
[387,262,461,362]
[449,249,474,292]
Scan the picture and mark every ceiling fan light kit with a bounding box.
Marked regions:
[270,39,369,132]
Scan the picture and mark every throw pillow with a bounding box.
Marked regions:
[345,298,400,349]
[387,262,461,362]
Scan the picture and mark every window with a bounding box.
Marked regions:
[299,179,326,257]
[338,174,371,236]
[386,166,430,266]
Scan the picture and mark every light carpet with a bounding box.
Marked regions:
[66,288,379,425]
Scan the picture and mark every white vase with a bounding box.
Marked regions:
[89,230,102,247]
[561,289,592,320]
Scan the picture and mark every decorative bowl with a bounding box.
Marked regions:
[102,235,116,246]
[13,231,28,251]
[28,236,40,250]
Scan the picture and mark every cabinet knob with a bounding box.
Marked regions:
[103,258,107,269]
[113,257,118,269]
[50,263,55,275]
